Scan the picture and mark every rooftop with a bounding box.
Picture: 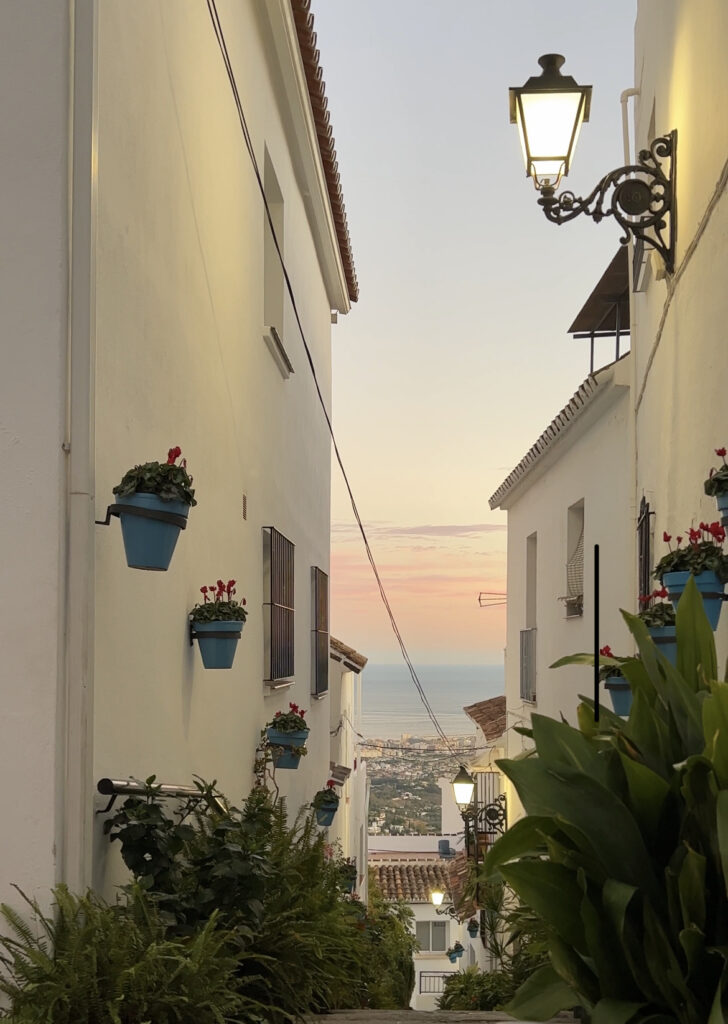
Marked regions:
[371,859,451,903]
[330,636,368,673]
[463,696,506,742]
[291,0,358,303]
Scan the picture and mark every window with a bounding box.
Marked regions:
[520,628,536,703]
[415,920,447,952]
[263,152,294,378]
[565,500,584,617]
[263,527,294,683]
[311,567,329,696]
[526,532,537,628]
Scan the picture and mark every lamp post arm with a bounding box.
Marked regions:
[538,131,676,273]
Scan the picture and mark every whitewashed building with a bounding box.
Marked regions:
[0,0,360,908]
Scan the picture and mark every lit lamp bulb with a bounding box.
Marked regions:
[431,888,445,907]
[452,765,475,811]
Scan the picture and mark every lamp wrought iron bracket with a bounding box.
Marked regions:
[461,793,507,835]
[538,130,677,274]
[435,902,461,918]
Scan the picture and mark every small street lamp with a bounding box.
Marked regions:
[430,887,445,908]
[451,765,475,811]
[509,54,676,272]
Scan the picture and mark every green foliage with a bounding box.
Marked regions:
[113,458,196,505]
[356,874,418,1008]
[102,781,417,1019]
[266,703,308,732]
[190,600,248,623]
[482,577,728,1023]
[0,885,264,1023]
[704,459,728,498]
[638,601,676,627]
[654,539,728,583]
[312,785,340,810]
[438,965,514,1011]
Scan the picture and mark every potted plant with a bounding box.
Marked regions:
[466,917,479,938]
[704,446,728,522]
[312,779,340,827]
[190,580,247,669]
[265,703,309,769]
[638,586,677,665]
[338,857,357,893]
[654,526,728,629]
[447,942,465,961]
[598,645,632,716]
[111,446,196,570]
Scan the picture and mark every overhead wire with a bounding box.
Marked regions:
[205,0,459,755]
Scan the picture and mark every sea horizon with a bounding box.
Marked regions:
[360,662,504,740]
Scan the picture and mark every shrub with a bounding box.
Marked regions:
[483,576,728,1023]
[0,885,264,1023]
[438,965,513,1010]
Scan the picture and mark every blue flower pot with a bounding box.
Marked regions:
[266,727,309,769]
[648,624,677,666]
[717,492,728,525]
[663,570,724,630]
[193,620,244,669]
[315,806,338,827]
[116,492,189,571]
[605,676,632,716]
[447,952,457,964]
[454,947,464,959]
[467,924,479,938]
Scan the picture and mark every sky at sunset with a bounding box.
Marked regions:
[313,0,637,665]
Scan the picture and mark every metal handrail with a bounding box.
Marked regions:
[96,777,227,815]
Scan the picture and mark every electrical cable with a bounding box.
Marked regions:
[205,0,458,755]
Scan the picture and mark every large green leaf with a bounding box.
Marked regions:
[717,790,728,899]
[497,757,660,902]
[481,815,556,876]
[703,682,728,788]
[678,846,707,931]
[619,752,670,840]
[531,713,609,786]
[499,861,587,953]
[548,932,600,1006]
[504,963,579,1021]
[676,574,718,690]
[642,900,692,1011]
[580,882,639,1000]
[591,1000,647,1024]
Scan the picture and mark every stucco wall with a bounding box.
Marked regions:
[500,362,633,815]
[0,1,70,908]
[91,2,337,889]
[632,0,728,668]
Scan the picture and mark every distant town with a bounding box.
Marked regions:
[362,733,480,835]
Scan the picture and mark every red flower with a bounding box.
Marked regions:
[242,598,247,605]
[689,527,701,544]
[676,536,683,545]
[326,779,337,788]
[639,594,651,605]
[599,645,613,657]
[656,587,669,599]
[663,532,671,543]
[717,447,727,458]
[289,702,299,713]
[274,711,281,718]
[200,585,209,603]
[711,522,726,543]
[167,445,182,465]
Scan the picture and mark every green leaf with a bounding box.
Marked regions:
[618,753,670,839]
[531,714,609,786]
[592,999,647,1024]
[499,861,587,953]
[481,815,556,876]
[703,681,728,787]
[716,790,728,899]
[504,963,579,1021]
[548,932,600,1006]
[678,846,707,931]
[676,574,718,689]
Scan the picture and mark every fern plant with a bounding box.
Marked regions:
[0,884,271,1023]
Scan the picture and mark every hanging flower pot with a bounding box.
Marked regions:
[312,780,340,826]
[705,447,728,525]
[467,918,479,938]
[190,580,247,669]
[447,951,458,964]
[265,703,309,769]
[647,624,677,666]
[604,675,632,717]
[99,447,196,571]
[338,859,357,893]
[638,588,677,666]
[654,527,728,631]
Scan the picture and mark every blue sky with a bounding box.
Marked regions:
[312,0,637,663]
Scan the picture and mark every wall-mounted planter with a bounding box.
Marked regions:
[114,492,189,571]
[315,806,337,827]
[604,676,632,717]
[447,952,458,964]
[266,727,309,769]
[647,624,677,666]
[717,492,728,527]
[191,620,244,669]
[467,920,479,938]
[664,570,725,630]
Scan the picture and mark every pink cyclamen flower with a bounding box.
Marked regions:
[599,645,613,657]
[663,532,672,544]
[717,447,727,459]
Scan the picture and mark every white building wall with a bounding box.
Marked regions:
[0,1,72,909]
[89,1,344,891]
[631,0,728,670]
[408,901,467,1011]
[499,361,633,820]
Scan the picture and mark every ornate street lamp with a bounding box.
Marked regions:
[509,55,676,273]
[451,765,475,811]
[430,887,445,907]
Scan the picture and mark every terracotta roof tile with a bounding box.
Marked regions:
[446,851,476,920]
[290,0,358,303]
[463,696,506,742]
[371,859,451,903]
[330,635,368,672]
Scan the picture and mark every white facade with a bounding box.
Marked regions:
[491,359,632,821]
[0,0,356,909]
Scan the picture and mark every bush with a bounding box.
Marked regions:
[483,577,728,1023]
[438,965,513,1010]
[0,885,262,1023]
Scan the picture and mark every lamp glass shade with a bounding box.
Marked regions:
[452,766,475,809]
[510,55,592,190]
[431,888,445,907]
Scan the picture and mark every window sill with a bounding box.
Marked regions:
[264,326,294,379]
[264,679,295,691]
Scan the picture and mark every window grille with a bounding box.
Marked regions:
[263,527,294,683]
[520,628,536,702]
[419,971,457,994]
[637,497,653,601]
[311,567,329,696]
